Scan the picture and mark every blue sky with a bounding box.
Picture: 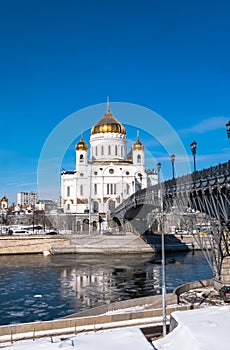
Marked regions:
[0,0,230,203]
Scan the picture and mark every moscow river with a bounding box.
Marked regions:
[0,251,212,325]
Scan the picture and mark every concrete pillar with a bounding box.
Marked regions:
[221,256,230,285]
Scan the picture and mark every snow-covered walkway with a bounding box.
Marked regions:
[1,327,153,350]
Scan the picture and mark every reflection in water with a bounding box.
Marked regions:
[0,251,212,325]
[58,255,161,308]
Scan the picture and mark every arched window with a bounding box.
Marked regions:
[115,145,118,156]
[126,183,130,195]
[137,154,141,163]
[108,145,111,155]
[95,146,98,156]
[80,154,84,162]
[93,201,99,213]
[108,200,115,211]
[67,186,70,196]
[80,185,83,196]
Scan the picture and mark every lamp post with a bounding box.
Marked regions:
[156,162,167,337]
[190,141,197,172]
[226,121,230,138]
[88,161,92,235]
[156,163,161,183]
[170,154,175,179]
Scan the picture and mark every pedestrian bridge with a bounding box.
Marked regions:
[111,160,230,286]
[111,160,230,228]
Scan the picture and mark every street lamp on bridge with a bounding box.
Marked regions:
[170,154,175,179]
[226,121,230,138]
[156,162,161,183]
[190,140,197,172]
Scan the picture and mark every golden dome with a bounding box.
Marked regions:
[1,196,8,202]
[75,138,88,151]
[132,137,144,151]
[91,110,126,135]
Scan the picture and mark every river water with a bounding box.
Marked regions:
[0,251,212,325]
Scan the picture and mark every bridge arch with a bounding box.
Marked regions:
[112,216,122,228]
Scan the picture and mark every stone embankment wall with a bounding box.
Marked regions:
[66,292,177,318]
[52,233,156,254]
[0,236,70,254]
[174,279,214,303]
[0,232,202,255]
[174,233,211,250]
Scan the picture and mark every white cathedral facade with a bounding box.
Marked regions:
[61,104,158,229]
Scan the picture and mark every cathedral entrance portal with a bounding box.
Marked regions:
[83,219,89,232]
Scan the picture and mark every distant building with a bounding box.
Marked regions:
[17,192,38,206]
[0,196,8,210]
[36,199,58,212]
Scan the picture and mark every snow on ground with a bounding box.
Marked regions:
[153,305,230,350]
[1,327,153,350]
[105,304,150,315]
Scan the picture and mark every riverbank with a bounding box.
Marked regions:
[0,279,218,346]
[0,232,204,255]
[0,235,70,254]
[0,291,195,345]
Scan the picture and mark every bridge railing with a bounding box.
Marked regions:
[163,160,230,191]
[111,160,230,217]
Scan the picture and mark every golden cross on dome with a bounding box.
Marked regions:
[106,96,110,112]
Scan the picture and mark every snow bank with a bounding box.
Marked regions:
[153,305,230,350]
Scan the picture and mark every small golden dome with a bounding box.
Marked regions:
[75,138,88,151]
[91,110,126,135]
[132,137,144,151]
[1,196,8,202]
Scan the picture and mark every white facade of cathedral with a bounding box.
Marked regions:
[61,105,158,220]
